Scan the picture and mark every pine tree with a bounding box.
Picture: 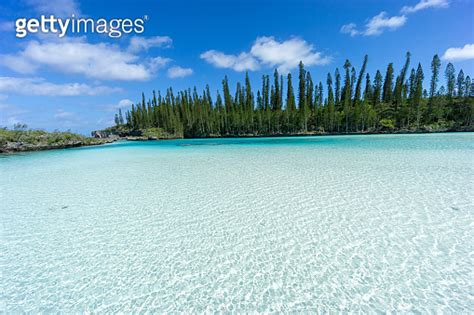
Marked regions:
[445,63,456,98]
[327,73,335,131]
[414,63,424,128]
[457,70,465,97]
[298,62,309,131]
[364,73,373,101]
[343,59,352,132]
[286,73,296,132]
[354,55,368,102]
[116,52,471,138]
[394,52,411,126]
[245,72,254,132]
[118,108,124,125]
[465,76,471,97]
[430,54,441,99]
[306,72,314,111]
[222,76,232,134]
[382,63,394,103]
[273,69,281,111]
[335,68,341,106]
[373,70,383,108]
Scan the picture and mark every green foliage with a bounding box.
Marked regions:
[141,128,164,139]
[0,127,103,151]
[379,119,395,130]
[110,52,472,137]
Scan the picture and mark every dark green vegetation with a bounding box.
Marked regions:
[108,53,473,138]
[0,124,114,153]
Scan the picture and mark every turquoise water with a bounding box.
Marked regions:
[1,133,473,312]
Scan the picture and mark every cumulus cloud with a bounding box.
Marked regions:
[128,36,173,53]
[342,0,449,37]
[401,0,449,14]
[102,99,135,112]
[250,37,331,72]
[116,99,134,108]
[0,77,120,96]
[0,39,164,81]
[200,50,260,72]
[441,44,474,62]
[364,12,407,36]
[149,56,172,72]
[167,66,193,78]
[341,12,407,37]
[340,23,359,37]
[201,36,330,73]
[25,0,81,16]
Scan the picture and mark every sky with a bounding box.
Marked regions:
[0,0,473,134]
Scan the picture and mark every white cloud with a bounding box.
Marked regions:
[342,0,449,38]
[200,50,260,72]
[25,0,81,16]
[340,23,359,37]
[149,56,172,72]
[250,37,331,72]
[401,0,449,14]
[167,66,193,78]
[103,99,135,111]
[0,39,163,81]
[364,12,407,36]
[342,12,407,37]
[201,36,330,73]
[128,36,173,52]
[0,77,120,96]
[112,99,134,109]
[442,44,474,61]
[117,99,133,108]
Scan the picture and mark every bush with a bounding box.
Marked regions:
[142,128,164,139]
[379,119,395,130]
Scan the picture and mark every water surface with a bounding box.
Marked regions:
[1,133,473,312]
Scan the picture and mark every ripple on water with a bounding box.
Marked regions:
[1,134,473,312]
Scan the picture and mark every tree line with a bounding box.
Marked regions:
[113,52,473,137]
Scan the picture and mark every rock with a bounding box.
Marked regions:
[91,130,110,138]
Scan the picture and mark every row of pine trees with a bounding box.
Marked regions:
[114,53,473,137]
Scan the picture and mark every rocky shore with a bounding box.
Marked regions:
[0,138,116,154]
[0,127,118,154]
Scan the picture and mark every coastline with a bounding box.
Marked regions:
[3,127,472,154]
[107,125,474,140]
[0,138,117,154]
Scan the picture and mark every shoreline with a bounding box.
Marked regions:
[4,128,473,155]
[0,138,117,155]
[120,127,474,141]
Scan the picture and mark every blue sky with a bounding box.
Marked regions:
[0,0,473,134]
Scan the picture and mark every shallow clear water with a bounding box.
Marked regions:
[1,133,473,312]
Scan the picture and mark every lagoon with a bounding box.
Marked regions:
[1,133,473,312]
